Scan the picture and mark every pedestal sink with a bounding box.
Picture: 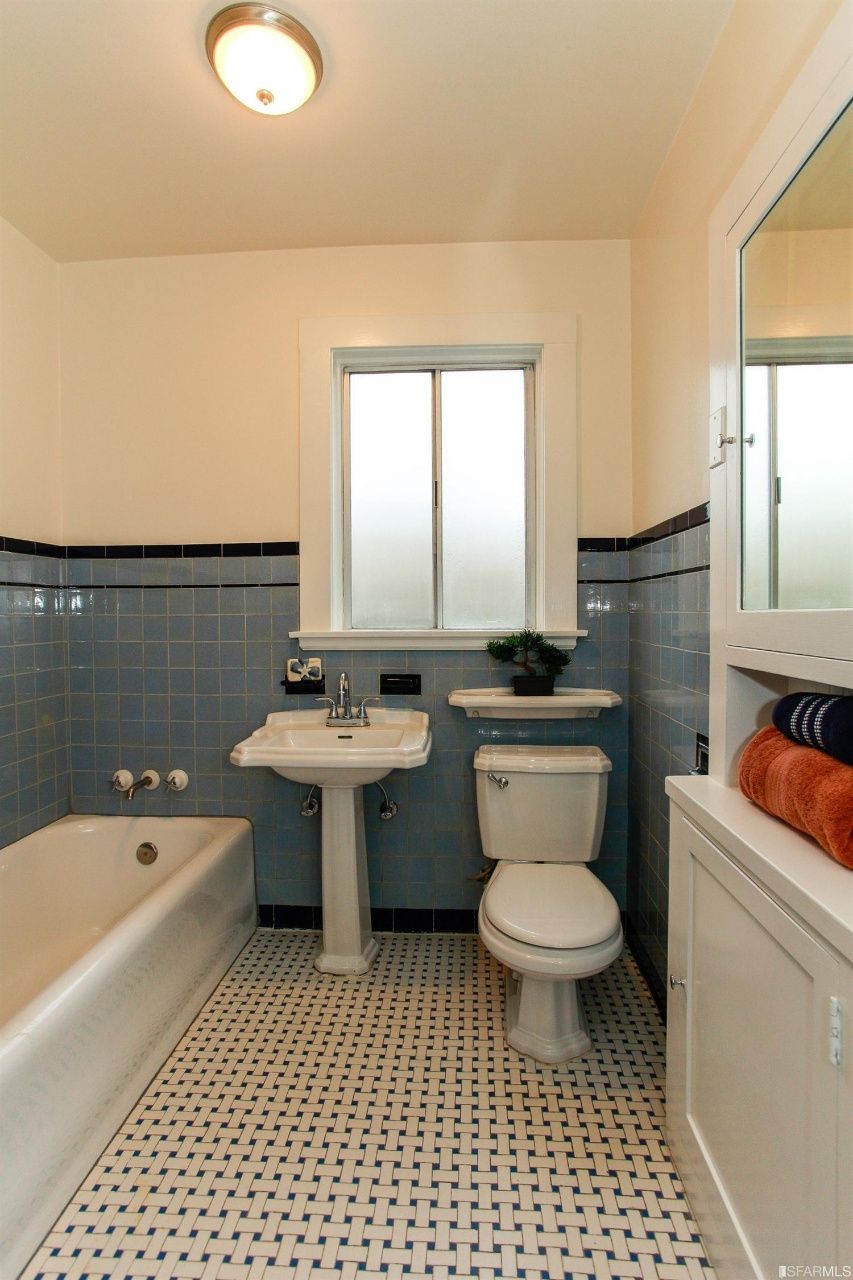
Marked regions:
[230,708,432,974]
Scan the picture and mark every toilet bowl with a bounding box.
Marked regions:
[473,745,623,1063]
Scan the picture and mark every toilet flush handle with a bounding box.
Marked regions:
[487,772,509,790]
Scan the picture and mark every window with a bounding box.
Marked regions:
[297,313,580,650]
[742,339,853,610]
[345,363,531,630]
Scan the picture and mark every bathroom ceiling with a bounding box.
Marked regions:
[0,0,734,262]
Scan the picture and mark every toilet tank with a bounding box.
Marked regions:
[474,745,611,863]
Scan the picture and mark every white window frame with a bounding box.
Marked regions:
[295,313,583,650]
[342,354,536,631]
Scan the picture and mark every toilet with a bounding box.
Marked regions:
[474,744,623,1063]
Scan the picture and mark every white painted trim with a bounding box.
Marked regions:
[291,628,585,652]
[723,644,853,686]
[298,313,578,645]
[707,3,853,784]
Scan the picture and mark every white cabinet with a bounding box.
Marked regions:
[666,16,853,1277]
[666,785,852,1279]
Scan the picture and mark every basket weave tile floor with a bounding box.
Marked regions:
[22,930,713,1280]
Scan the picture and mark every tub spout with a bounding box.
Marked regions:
[125,769,160,799]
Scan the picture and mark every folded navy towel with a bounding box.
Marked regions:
[772,692,853,766]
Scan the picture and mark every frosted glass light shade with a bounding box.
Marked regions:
[206,5,322,116]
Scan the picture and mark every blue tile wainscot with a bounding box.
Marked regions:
[0,538,634,936]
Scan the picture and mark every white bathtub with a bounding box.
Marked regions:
[0,814,256,1280]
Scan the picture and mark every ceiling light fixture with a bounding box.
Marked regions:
[205,4,323,116]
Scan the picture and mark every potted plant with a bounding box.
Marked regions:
[485,630,571,696]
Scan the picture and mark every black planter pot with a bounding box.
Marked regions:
[512,675,555,697]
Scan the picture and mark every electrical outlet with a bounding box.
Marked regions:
[380,673,421,696]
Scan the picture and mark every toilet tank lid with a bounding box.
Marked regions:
[474,745,611,774]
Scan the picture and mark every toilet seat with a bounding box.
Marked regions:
[478,898,623,981]
[483,863,620,949]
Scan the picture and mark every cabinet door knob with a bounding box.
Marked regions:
[669,975,687,989]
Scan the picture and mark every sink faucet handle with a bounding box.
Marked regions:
[314,696,339,718]
[356,695,381,718]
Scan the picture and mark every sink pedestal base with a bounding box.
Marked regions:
[315,787,378,975]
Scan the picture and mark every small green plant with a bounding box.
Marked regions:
[486,629,571,678]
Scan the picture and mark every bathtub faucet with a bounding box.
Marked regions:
[124,769,160,800]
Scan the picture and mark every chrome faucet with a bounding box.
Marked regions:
[336,671,352,721]
[315,672,381,726]
[125,770,159,800]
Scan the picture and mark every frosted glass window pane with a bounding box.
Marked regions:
[348,372,434,628]
[776,363,853,609]
[742,365,772,610]
[440,369,526,629]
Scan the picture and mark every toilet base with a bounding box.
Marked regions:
[504,970,591,1063]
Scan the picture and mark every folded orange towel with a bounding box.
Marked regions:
[738,725,853,869]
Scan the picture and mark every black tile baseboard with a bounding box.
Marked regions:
[258,905,479,934]
[259,904,318,929]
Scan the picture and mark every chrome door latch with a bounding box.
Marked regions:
[710,406,736,468]
[829,996,842,1068]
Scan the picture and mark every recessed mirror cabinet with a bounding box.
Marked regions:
[718,70,853,668]
[741,102,853,613]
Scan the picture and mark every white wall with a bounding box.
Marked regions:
[0,217,62,543]
[58,239,632,544]
[744,228,853,339]
[630,0,843,532]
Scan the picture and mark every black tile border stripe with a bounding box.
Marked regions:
[1,538,300,560]
[577,502,710,554]
[7,507,705,564]
[630,563,709,584]
[577,563,710,587]
[78,581,299,590]
[628,500,710,548]
[0,579,299,590]
[258,904,479,934]
[577,537,630,552]
[1,536,66,558]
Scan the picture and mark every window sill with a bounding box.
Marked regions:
[291,629,586,651]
